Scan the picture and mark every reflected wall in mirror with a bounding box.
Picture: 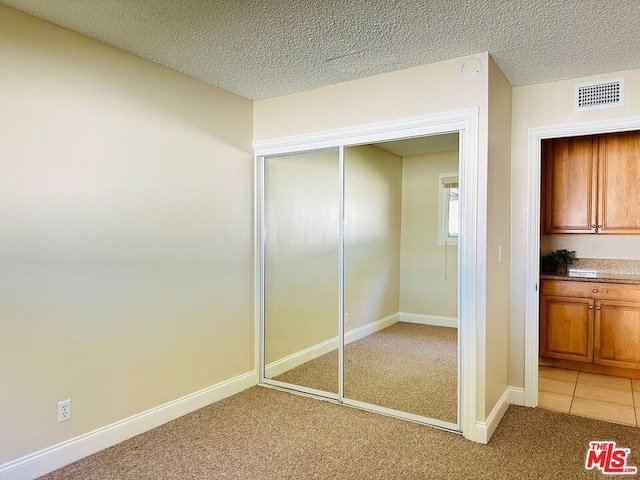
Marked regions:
[343,135,459,424]
[263,149,340,395]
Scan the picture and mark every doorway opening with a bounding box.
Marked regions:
[523,117,640,413]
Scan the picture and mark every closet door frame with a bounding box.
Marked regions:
[255,108,479,438]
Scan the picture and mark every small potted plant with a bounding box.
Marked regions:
[540,249,577,276]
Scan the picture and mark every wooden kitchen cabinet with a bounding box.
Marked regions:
[542,136,597,233]
[542,130,640,234]
[540,280,640,373]
[540,294,594,362]
[595,299,640,370]
[597,131,640,233]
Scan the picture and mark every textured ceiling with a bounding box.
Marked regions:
[2,0,639,100]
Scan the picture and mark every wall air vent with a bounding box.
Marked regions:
[575,79,623,111]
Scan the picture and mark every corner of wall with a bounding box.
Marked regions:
[472,387,511,444]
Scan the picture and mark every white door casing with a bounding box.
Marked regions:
[254,107,482,440]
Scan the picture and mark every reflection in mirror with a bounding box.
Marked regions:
[263,149,340,395]
[343,136,459,424]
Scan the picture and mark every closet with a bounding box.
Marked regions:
[258,134,462,430]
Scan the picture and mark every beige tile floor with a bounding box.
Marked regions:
[538,366,640,426]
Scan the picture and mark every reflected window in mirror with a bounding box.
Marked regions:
[438,173,459,245]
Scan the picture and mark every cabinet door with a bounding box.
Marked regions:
[594,300,640,370]
[540,295,594,362]
[598,131,640,233]
[542,137,598,233]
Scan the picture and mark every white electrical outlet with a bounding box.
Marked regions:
[57,399,71,423]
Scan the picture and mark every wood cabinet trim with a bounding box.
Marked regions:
[541,280,640,302]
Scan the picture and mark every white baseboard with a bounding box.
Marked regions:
[473,387,510,444]
[345,313,399,344]
[509,387,525,406]
[399,312,458,328]
[265,313,399,378]
[0,371,256,480]
[265,337,338,378]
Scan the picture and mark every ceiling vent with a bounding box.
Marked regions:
[575,79,623,111]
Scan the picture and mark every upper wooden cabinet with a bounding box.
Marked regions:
[542,136,597,233]
[598,131,640,233]
[542,131,640,234]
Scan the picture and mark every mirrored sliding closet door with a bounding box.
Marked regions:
[260,134,460,430]
[342,138,459,428]
[262,149,340,397]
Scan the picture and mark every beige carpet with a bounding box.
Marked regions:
[40,386,640,479]
[273,322,457,423]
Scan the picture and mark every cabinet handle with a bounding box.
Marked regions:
[591,224,596,229]
[592,289,598,293]
[589,306,594,310]
[598,225,603,229]
[596,306,601,311]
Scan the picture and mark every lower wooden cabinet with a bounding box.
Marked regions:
[540,280,640,372]
[540,295,593,362]
[595,300,640,370]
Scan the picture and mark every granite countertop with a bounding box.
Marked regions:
[540,258,640,285]
[539,273,640,285]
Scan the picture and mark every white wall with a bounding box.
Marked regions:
[541,234,640,260]
[510,67,640,389]
[0,6,254,465]
[399,151,458,317]
[254,56,489,141]
[484,57,512,417]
